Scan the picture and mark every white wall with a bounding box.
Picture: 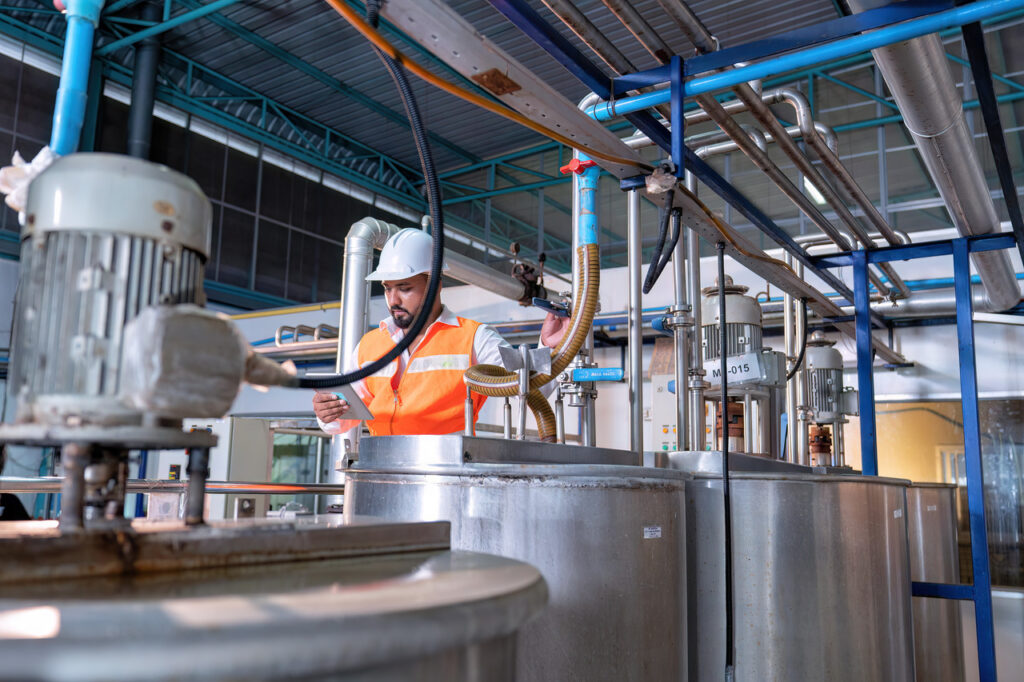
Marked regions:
[223,226,1024,452]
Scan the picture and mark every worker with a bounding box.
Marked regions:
[314,228,568,436]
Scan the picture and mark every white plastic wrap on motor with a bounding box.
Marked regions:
[120,305,249,419]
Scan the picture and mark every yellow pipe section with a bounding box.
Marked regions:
[230,302,340,321]
[465,244,600,441]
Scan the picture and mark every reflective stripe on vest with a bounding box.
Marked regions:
[356,317,487,435]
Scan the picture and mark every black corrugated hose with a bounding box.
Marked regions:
[643,190,681,294]
[786,298,809,382]
[718,242,735,682]
[296,0,444,390]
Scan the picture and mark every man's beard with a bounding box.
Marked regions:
[391,306,414,329]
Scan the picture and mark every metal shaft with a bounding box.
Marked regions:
[673,208,689,451]
[555,386,566,444]
[518,344,529,440]
[627,189,644,456]
[464,386,474,436]
[503,397,512,439]
[794,258,810,466]
[185,446,210,526]
[834,422,845,467]
[59,443,88,531]
[784,253,798,463]
[742,392,753,454]
[685,172,707,451]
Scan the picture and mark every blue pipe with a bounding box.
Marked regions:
[50,0,105,155]
[577,153,600,246]
[586,0,1024,121]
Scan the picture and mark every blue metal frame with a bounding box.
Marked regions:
[492,2,1020,677]
[669,56,684,179]
[587,0,1024,120]
[489,0,891,329]
[819,234,1003,681]
[852,249,879,476]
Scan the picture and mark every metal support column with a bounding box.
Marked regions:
[951,237,998,681]
[852,249,878,476]
[627,188,644,455]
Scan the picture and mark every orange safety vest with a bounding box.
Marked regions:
[357,316,488,435]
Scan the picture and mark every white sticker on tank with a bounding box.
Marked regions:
[643,526,662,539]
[893,509,903,519]
[927,505,938,512]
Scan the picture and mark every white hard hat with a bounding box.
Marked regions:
[366,228,446,281]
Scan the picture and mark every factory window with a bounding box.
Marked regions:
[845,399,1024,587]
[0,48,402,306]
[0,52,53,239]
[269,432,327,514]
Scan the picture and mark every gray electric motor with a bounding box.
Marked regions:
[701,275,763,362]
[8,153,211,429]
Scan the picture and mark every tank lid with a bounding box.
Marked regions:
[0,527,546,680]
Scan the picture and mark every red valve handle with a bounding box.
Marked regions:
[559,158,597,175]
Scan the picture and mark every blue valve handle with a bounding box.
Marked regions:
[651,316,674,336]
[571,367,624,382]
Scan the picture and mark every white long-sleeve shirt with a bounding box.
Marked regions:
[317,306,512,434]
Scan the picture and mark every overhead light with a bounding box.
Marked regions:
[802,177,827,206]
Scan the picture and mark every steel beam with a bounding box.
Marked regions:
[378,0,648,179]
[96,0,245,55]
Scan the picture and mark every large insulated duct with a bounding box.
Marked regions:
[848,0,1020,311]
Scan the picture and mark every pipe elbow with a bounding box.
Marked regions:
[345,217,399,254]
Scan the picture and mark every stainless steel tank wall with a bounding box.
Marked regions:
[684,472,916,681]
[344,461,689,682]
[908,483,965,682]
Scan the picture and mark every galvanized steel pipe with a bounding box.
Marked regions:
[586,0,1024,119]
[685,171,707,451]
[627,188,644,455]
[848,0,1021,311]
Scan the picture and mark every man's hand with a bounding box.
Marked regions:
[313,391,351,424]
[540,311,572,348]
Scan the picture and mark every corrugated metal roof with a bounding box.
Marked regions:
[6,0,1022,254]
[91,0,840,171]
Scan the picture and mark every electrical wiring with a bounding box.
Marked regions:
[643,196,681,294]
[786,298,808,381]
[296,2,446,390]
[321,0,652,172]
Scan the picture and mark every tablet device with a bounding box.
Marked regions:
[311,376,374,421]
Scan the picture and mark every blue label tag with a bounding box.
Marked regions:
[572,367,624,382]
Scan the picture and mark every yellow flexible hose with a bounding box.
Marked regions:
[322,0,651,172]
[464,244,600,441]
[528,390,558,443]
